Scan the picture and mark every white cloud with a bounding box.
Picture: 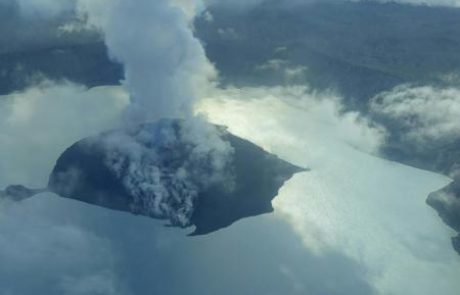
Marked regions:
[198,86,385,157]
[171,0,206,21]
[0,81,129,187]
[0,82,127,294]
[57,19,92,35]
[255,59,308,82]
[0,196,122,294]
[370,85,460,146]
[217,27,239,39]
[76,0,216,124]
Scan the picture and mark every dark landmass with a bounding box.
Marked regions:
[3,1,460,105]
[0,42,123,94]
[0,185,46,202]
[453,235,460,254]
[196,1,460,109]
[0,1,123,95]
[2,120,305,235]
[190,130,305,235]
[427,178,460,255]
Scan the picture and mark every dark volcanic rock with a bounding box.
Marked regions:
[189,130,304,235]
[453,235,460,254]
[3,120,305,235]
[427,179,460,255]
[1,185,46,202]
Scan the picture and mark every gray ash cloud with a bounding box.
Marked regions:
[101,119,235,227]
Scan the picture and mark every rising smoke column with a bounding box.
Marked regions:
[73,0,233,227]
[77,0,215,124]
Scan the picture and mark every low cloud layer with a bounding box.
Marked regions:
[370,85,460,147]
[0,198,123,295]
[198,86,385,157]
[0,82,129,295]
[0,81,128,187]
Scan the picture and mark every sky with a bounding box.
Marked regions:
[1,0,460,294]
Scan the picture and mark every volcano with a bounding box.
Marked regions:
[2,119,305,235]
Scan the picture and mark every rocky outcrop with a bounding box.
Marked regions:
[427,179,460,255]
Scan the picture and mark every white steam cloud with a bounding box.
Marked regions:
[76,0,216,124]
[71,0,233,226]
[101,119,234,227]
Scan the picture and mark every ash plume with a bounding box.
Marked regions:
[76,0,215,124]
[69,0,234,226]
